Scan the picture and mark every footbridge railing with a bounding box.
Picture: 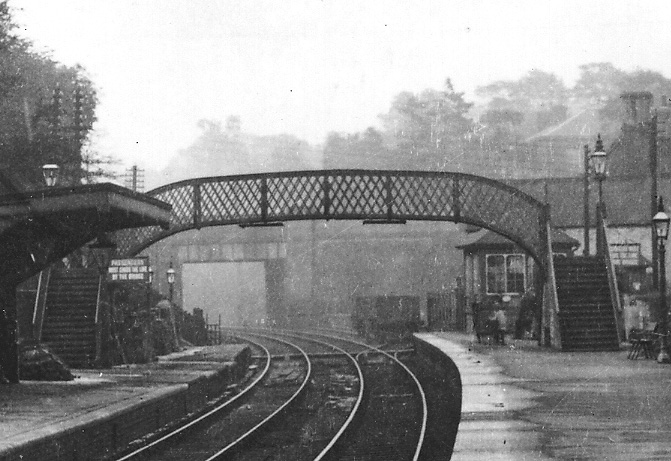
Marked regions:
[114,169,550,267]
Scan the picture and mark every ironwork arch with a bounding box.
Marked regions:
[114,169,550,269]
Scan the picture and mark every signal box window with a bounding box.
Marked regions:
[486,254,526,294]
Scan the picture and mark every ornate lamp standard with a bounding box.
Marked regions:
[583,144,591,255]
[653,198,671,363]
[589,134,607,255]
[146,266,154,314]
[42,164,60,187]
[166,262,179,349]
[166,262,176,305]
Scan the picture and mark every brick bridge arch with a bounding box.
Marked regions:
[114,169,551,271]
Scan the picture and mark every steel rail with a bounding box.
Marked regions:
[239,328,366,461]
[206,331,312,461]
[114,337,272,461]
[280,327,429,461]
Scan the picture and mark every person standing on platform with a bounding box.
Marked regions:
[472,301,481,343]
[491,301,507,345]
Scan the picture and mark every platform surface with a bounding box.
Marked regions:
[0,344,247,456]
[418,332,671,460]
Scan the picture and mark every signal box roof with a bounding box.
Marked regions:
[456,228,579,253]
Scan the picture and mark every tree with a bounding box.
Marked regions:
[477,69,568,112]
[478,109,524,149]
[323,127,387,169]
[572,62,627,103]
[570,63,671,124]
[161,116,320,184]
[0,2,100,189]
[476,70,569,135]
[381,79,474,170]
[266,134,310,171]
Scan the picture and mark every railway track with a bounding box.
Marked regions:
[280,329,427,461]
[308,328,461,459]
[111,328,451,460]
[226,330,364,460]
[112,333,309,461]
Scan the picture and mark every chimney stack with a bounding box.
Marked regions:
[620,91,653,125]
[658,95,671,139]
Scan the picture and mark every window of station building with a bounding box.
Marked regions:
[486,254,526,294]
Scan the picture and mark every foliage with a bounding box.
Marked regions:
[182,308,208,346]
[323,63,671,177]
[480,110,524,127]
[110,281,208,363]
[478,109,525,152]
[573,62,627,103]
[476,70,570,140]
[161,116,314,183]
[380,79,474,170]
[19,344,74,381]
[535,104,568,132]
[476,69,568,112]
[0,1,104,188]
[323,127,387,169]
[601,68,671,124]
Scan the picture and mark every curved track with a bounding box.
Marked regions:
[282,328,428,461]
[224,328,427,460]
[221,330,364,461]
[114,334,308,461]
[113,329,430,461]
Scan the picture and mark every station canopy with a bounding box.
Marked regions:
[0,175,171,285]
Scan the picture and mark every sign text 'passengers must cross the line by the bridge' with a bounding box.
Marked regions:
[107,257,150,282]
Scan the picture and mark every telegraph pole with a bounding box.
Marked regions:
[124,165,145,192]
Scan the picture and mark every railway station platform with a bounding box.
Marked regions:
[0,344,250,461]
[6,334,671,460]
[417,332,671,460]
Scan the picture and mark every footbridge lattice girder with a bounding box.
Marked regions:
[114,169,549,268]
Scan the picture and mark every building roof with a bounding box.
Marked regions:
[505,114,671,229]
[526,109,603,143]
[456,228,578,251]
[506,175,660,228]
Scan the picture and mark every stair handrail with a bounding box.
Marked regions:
[31,268,52,341]
[94,273,105,365]
[94,273,103,325]
[597,206,623,344]
[543,219,561,348]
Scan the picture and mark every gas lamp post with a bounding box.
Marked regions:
[166,262,179,348]
[167,262,176,305]
[653,198,671,363]
[42,164,60,187]
[146,266,154,314]
[589,134,607,255]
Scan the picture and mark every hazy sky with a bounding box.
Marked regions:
[9,0,671,174]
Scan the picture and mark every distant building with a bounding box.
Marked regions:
[507,92,671,269]
[523,108,620,178]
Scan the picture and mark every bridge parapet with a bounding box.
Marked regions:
[114,169,549,269]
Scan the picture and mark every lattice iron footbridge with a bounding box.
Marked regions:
[114,169,551,268]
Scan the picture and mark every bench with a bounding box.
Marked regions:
[628,326,658,360]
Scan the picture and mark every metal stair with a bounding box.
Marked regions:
[41,268,100,368]
[554,256,620,351]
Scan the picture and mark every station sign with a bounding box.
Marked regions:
[108,257,150,282]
